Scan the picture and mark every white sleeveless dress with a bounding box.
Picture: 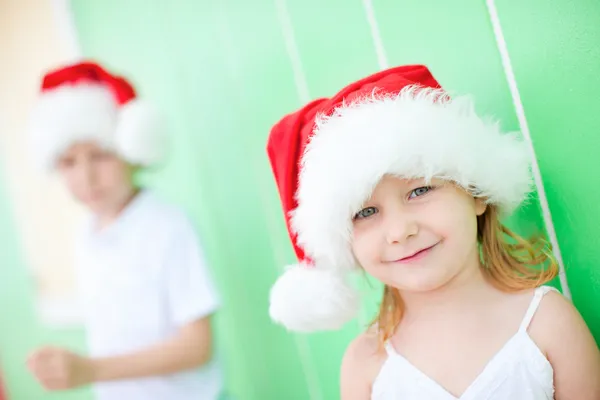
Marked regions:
[371,286,556,399]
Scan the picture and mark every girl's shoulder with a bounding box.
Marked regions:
[527,286,600,397]
[527,286,578,345]
[493,284,559,315]
[341,327,388,386]
[502,285,588,359]
[344,328,384,360]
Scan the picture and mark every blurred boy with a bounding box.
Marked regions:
[26,61,225,400]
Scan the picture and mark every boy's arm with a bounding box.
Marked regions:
[92,315,214,380]
[27,316,214,391]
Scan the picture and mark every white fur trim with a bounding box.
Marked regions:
[28,84,165,170]
[29,84,117,170]
[269,263,360,332]
[115,99,167,166]
[292,86,532,270]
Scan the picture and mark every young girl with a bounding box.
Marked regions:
[266,65,600,399]
[25,61,227,400]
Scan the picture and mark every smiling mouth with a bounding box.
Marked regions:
[388,243,439,263]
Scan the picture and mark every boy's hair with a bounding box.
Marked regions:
[371,205,559,347]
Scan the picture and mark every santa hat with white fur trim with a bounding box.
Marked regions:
[266,65,532,332]
[29,61,165,170]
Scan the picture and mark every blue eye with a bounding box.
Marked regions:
[354,207,378,220]
[409,186,432,199]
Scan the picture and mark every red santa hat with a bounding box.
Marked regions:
[29,61,165,170]
[266,65,532,332]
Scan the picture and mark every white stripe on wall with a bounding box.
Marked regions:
[274,1,324,399]
[275,0,311,104]
[50,0,82,59]
[485,0,571,299]
[362,0,389,69]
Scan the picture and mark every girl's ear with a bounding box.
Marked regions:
[475,198,488,216]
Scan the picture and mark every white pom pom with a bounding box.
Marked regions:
[269,263,360,332]
[116,99,167,166]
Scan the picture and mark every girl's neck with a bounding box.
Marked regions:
[399,259,495,319]
[95,187,141,230]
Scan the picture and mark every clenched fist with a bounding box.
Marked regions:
[26,346,95,391]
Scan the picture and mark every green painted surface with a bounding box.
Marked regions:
[494,0,600,342]
[0,0,597,399]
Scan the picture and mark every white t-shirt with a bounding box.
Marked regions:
[75,190,223,400]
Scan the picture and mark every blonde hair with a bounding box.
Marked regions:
[371,205,559,347]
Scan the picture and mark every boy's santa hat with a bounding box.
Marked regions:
[267,65,532,332]
[29,61,165,170]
